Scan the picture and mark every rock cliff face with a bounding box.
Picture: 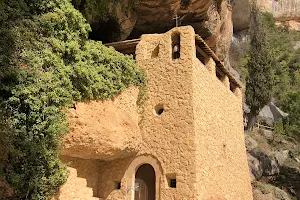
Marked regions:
[129,0,233,60]
[232,0,300,31]
[245,131,300,200]
[75,0,233,61]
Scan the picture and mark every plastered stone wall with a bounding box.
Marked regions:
[57,26,253,200]
[134,26,198,199]
[193,59,253,199]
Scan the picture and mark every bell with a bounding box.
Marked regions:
[173,44,179,53]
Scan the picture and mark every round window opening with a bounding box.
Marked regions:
[155,104,165,115]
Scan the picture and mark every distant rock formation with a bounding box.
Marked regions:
[232,0,300,32]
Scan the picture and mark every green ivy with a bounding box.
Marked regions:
[72,0,137,23]
[0,0,143,199]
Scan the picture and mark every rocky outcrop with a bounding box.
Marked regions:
[252,182,291,200]
[231,0,252,31]
[131,0,233,60]
[250,151,281,176]
[275,150,289,166]
[247,152,263,180]
[259,0,300,21]
[245,136,290,180]
[75,0,233,62]
[61,87,141,160]
[245,135,259,151]
[232,0,300,31]
[244,131,300,199]
[114,0,137,42]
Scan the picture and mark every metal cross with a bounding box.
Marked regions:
[126,183,139,193]
[173,13,180,27]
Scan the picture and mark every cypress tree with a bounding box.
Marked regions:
[246,3,273,130]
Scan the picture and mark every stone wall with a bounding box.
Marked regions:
[133,26,198,199]
[193,57,252,199]
[55,156,100,199]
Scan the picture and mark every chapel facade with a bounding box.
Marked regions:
[56,26,253,200]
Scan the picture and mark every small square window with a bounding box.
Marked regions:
[166,173,177,188]
[170,179,176,188]
[114,181,121,190]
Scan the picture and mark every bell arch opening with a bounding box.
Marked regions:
[171,32,181,60]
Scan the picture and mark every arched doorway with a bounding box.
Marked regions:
[134,164,156,200]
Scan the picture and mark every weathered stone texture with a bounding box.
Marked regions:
[192,40,252,199]
[61,87,141,160]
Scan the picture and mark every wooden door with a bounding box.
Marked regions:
[134,164,155,200]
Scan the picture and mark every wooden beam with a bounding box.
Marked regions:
[196,45,209,59]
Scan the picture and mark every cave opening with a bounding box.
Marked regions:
[89,18,121,43]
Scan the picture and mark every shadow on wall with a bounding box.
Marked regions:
[61,156,100,197]
[61,155,136,199]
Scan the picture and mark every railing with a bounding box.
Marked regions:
[255,122,274,131]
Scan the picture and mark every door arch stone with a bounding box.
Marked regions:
[124,155,163,200]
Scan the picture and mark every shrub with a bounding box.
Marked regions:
[0,0,143,199]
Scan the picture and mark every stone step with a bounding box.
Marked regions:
[58,167,98,200]
[67,167,78,177]
[66,167,88,186]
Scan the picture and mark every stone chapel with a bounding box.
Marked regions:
[55,26,253,200]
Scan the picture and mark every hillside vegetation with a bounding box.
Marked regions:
[231,6,300,200]
[232,11,300,140]
[0,0,143,199]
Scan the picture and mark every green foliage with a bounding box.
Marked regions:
[234,10,300,105]
[234,5,300,133]
[274,119,285,135]
[0,107,11,175]
[72,0,114,22]
[246,4,273,129]
[260,13,300,106]
[281,91,300,139]
[0,0,143,199]
[258,12,300,139]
